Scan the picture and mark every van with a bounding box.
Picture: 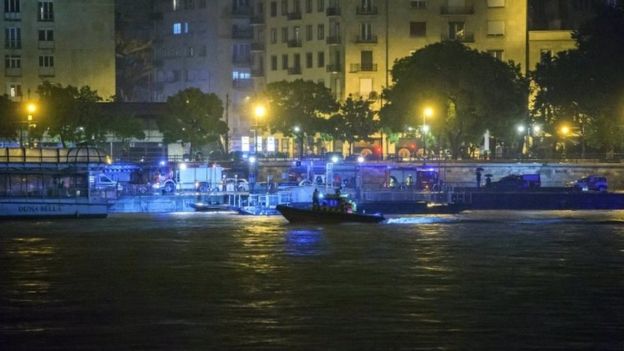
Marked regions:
[573,175,607,192]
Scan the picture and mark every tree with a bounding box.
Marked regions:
[36,82,103,147]
[381,41,528,158]
[333,96,379,153]
[264,79,338,153]
[159,88,227,157]
[533,4,624,153]
[0,95,18,140]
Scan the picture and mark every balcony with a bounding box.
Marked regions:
[232,79,254,90]
[326,35,341,45]
[441,32,475,42]
[38,67,55,77]
[251,68,265,77]
[232,27,253,39]
[440,5,474,15]
[326,64,342,73]
[355,35,378,44]
[5,67,21,77]
[410,0,428,9]
[38,40,54,49]
[356,6,378,15]
[250,42,265,51]
[232,55,252,65]
[231,6,252,17]
[287,11,302,20]
[5,41,21,50]
[326,6,341,16]
[4,12,20,21]
[250,15,265,25]
[287,66,302,75]
[349,63,378,73]
[287,39,302,48]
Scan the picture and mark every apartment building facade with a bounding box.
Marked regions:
[1,0,115,101]
[151,0,609,156]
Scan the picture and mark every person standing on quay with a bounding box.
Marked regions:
[476,168,482,188]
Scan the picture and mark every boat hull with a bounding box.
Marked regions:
[276,205,384,224]
[0,198,109,219]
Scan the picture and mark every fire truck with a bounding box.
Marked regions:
[152,162,223,194]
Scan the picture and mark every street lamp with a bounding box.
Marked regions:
[253,104,266,155]
[294,125,303,160]
[559,125,570,159]
[422,107,433,158]
[20,102,38,148]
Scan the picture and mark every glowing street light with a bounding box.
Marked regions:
[422,106,434,158]
[357,155,365,163]
[253,104,267,155]
[517,125,526,134]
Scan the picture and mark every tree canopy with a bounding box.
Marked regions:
[264,79,338,136]
[0,95,18,140]
[330,96,379,152]
[159,88,227,156]
[533,4,624,152]
[381,41,528,158]
[36,82,104,146]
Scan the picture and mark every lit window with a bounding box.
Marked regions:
[487,0,505,7]
[173,23,182,34]
[8,83,22,98]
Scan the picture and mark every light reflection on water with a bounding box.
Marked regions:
[0,212,623,350]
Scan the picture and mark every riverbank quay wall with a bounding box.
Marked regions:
[255,160,624,190]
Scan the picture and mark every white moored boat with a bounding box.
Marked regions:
[0,147,117,219]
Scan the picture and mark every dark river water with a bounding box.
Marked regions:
[1,211,623,350]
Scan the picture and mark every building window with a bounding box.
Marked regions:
[270,1,277,16]
[317,51,324,67]
[487,0,505,7]
[281,0,287,15]
[410,0,427,9]
[38,1,54,21]
[487,21,505,36]
[173,0,179,10]
[410,22,426,37]
[172,22,189,35]
[199,46,207,56]
[4,27,21,48]
[5,54,20,68]
[317,0,324,12]
[488,49,503,60]
[270,28,277,43]
[360,22,373,40]
[38,29,53,41]
[271,55,278,70]
[448,21,465,40]
[281,27,288,43]
[198,0,206,8]
[39,55,54,67]
[306,52,313,68]
[282,54,288,69]
[8,83,22,98]
[4,0,20,18]
[306,24,313,41]
[306,0,312,13]
[317,24,324,40]
[183,0,194,9]
[359,78,372,97]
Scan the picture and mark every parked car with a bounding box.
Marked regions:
[572,175,608,192]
